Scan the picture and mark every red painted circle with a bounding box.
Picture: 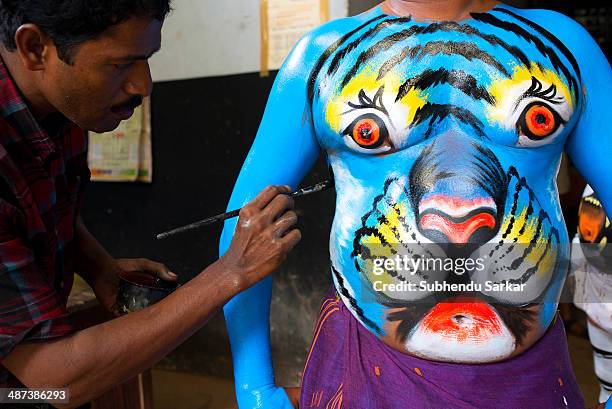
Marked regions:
[352,118,381,147]
[525,104,556,138]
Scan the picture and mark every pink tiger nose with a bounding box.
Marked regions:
[418,196,497,244]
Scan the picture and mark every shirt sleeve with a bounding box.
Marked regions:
[0,198,74,361]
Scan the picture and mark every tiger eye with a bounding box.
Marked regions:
[353,118,381,147]
[524,104,556,138]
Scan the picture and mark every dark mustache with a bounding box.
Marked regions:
[112,96,143,112]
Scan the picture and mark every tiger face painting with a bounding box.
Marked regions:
[309,7,582,363]
[578,188,611,249]
[577,187,612,272]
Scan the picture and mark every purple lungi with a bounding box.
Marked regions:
[300,292,584,409]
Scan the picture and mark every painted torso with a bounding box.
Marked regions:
[309,5,582,363]
[221,2,609,405]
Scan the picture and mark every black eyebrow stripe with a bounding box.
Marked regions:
[411,102,486,139]
[307,14,387,107]
[470,12,579,94]
[327,16,412,77]
[396,68,496,105]
[424,21,532,68]
[373,41,510,87]
[493,8,581,81]
[340,22,530,88]
[339,25,427,91]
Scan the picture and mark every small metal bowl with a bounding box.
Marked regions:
[116,271,178,314]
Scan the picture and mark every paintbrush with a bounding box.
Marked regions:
[155,179,333,240]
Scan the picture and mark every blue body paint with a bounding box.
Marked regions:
[219,4,612,407]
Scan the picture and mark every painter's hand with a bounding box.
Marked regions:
[115,258,177,283]
[221,185,301,290]
[94,258,177,316]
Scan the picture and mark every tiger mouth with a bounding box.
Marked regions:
[419,297,504,341]
[405,298,516,362]
[578,197,607,244]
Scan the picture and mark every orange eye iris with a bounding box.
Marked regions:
[524,104,556,138]
[352,118,381,147]
[343,114,389,150]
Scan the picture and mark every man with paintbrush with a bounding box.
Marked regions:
[0,1,302,407]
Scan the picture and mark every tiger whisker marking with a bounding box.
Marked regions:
[517,201,535,236]
[509,231,555,285]
[332,265,383,335]
[509,209,547,270]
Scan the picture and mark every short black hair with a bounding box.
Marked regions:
[0,0,171,64]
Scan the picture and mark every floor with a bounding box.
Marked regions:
[569,333,601,408]
[152,333,603,409]
[152,370,237,409]
[70,258,604,407]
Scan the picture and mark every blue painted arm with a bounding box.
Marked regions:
[218,33,325,408]
[560,17,612,214]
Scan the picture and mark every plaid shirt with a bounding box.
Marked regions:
[0,58,90,386]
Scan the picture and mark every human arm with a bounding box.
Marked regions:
[73,216,177,314]
[218,34,328,408]
[2,186,298,408]
[561,18,612,214]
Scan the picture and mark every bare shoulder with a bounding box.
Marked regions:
[493,6,600,61]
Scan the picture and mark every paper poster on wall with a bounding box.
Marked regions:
[88,97,153,183]
[260,0,330,74]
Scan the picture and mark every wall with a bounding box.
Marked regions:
[83,72,336,384]
[349,0,530,15]
[83,0,348,386]
[150,0,348,81]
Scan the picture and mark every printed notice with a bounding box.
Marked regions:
[261,0,329,73]
[88,97,152,182]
